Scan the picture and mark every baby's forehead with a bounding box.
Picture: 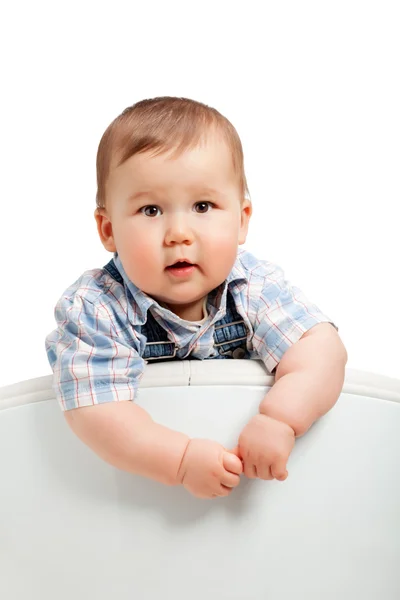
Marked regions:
[114,124,231,167]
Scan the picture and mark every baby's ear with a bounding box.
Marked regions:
[238,200,252,244]
[94,208,117,252]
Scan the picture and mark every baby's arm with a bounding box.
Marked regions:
[65,401,189,485]
[236,323,347,480]
[259,322,347,436]
[65,401,242,498]
[48,292,242,498]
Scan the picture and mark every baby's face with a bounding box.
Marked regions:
[96,130,252,321]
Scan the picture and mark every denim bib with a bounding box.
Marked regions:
[103,260,249,363]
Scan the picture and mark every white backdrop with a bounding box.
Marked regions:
[0,1,399,386]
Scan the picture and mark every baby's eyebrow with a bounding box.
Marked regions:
[199,187,223,196]
[189,187,227,199]
[126,191,152,203]
[126,188,225,204]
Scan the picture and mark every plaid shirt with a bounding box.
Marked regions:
[45,248,338,411]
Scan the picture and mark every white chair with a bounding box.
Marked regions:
[1,361,399,599]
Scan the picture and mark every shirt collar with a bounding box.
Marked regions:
[112,253,155,323]
[226,248,248,290]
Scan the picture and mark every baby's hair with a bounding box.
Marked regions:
[95,96,250,210]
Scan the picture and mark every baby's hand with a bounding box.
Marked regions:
[235,414,295,481]
[177,439,243,499]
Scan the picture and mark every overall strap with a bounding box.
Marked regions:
[213,290,248,358]
[103,259,123,284]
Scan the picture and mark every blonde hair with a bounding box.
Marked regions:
[96,96,250,210]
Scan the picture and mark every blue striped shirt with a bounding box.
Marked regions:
[45,248,338,411]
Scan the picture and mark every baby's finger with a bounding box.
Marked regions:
[243,461,258,479]
[255,462,274,481]
[271,458,288,481]
[230,445,243,459]
[221,470,241,489]
[223,451,243,475]
[216,484,234,497]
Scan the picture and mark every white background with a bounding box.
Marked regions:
[0,1,399,386]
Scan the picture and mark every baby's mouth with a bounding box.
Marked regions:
[166,261,194,269]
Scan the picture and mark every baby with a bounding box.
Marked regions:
[45,96,347,499]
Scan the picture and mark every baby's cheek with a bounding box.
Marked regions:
[123,229,155,257]
[211,233,239,258]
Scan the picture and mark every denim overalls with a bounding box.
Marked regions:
[103,259,250,363]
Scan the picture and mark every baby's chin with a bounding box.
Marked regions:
[155,294,205,309]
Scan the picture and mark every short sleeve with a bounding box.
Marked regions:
[45,294,145,411]
[251,263,338,375]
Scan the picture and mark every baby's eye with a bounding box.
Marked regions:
[194,201,214,213]
[140,205,160,217]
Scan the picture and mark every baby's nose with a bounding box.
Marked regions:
[165,216,194,244]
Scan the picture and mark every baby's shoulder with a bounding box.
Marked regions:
[235,248,283,282]
[59,266,128,312]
